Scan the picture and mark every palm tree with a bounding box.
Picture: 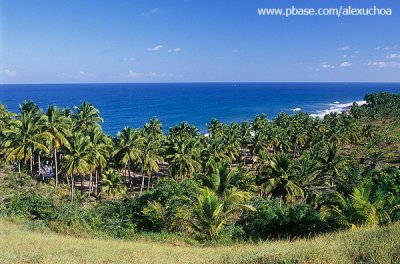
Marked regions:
[0,103,14,132]
[188,187,255,240]
[201,139,230,171]
[114,127,144,181]
[252,114,268,133]
[168,122,200,143]
[61,133,91,199]
[44,105,72,187]
[144,117,163,141]
[87,126,112,195]
[4,113,50,179]
[294,154,327,205]
[167,138,201,182]
[100,169,127,199]
[0,104,14,159]
[321,184,391,228]
[139,133,164,194]
[260,153,304,202]
[197,161,255,196]
[318,142,346,188]
[73,102,103,132]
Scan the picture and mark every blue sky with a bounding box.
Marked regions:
[1,0,400,83]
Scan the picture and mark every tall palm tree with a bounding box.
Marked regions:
[197,162,255,196]
[44,105,72,187]
[260,153,304,202]
[201,139,230,171]
[318,142,346,188]
[61,133,91,199]
[4,113,50,179]
[73,102,103,133]
[140,133,164,194]
[144,117,163,141]
[252,114,268,133]
[114,127,144,180]
[87,126,112,195]
[167,138,201,182]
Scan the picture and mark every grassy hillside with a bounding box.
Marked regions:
[1,219,399,264]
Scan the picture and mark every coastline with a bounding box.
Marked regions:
[310,100,367,118]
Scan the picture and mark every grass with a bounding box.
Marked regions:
[0,219,399,264]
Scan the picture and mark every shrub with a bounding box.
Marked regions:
[242,198,326,239]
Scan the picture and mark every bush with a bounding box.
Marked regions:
[1,190,57,221]
[242,198,326,239]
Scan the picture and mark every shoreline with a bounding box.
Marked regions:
[309,100,367,118]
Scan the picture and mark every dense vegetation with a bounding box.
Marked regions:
[0,92,400,243]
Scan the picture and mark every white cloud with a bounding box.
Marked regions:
[367,61,400,69]
[168,48,181,53]
[340,62,352,67]
[128,70,159,78]
[321,62,335,69]
[127,70,178,79]
[383,45,398,50]
[4,69,17,77]
[147,45,163,52]
[122,57,136,62]
[343,54,356,59]
[141,8,160,16]
[78,71,94,77]
[338,46,351,51]
[387,54,400,59]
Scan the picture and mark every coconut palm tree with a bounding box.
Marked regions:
[73,102,103,133]
[201,139,230,172]
[188,187,255,240]
[61,133,91,199]
[4,113,50,179]
[114,127,144,180]
[87,126,112,195]
[260,153,304,202]
[139,132,164,194]
[321,184,391,228]
[44,105,72,187]
[100,169,127,199]
[252,114,268,133]
[144,117,163,141]
[318,142,346,188]
[167,137,201,182]
[197,161,255,196]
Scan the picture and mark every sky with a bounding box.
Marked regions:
[1,0,400,84]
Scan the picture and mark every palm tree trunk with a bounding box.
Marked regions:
[18,161,21,181]
[88,172,93,196]
[71,174,74,201]
[95,170,98,196]
[30,155,33,176]
[81,174,85,192]
[38,155,42,181]
[147,172,152,191]
[140,172,145,195]
[54,148,58,188]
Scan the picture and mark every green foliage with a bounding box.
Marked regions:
[1,92,400,243]
[242,198,325,239]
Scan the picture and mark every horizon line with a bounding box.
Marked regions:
[2,81,400,86]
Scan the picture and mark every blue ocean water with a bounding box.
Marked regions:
[0,83,399,135]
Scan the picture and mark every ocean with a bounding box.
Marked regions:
[1,83,399,135]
